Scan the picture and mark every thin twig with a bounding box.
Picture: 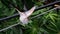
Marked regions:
[31,6,59,19]
[35,1,60,11]
[0,23,20,32]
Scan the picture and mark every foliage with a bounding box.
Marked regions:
[0,0,60,34]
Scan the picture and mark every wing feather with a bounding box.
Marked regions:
[25,6,36,17]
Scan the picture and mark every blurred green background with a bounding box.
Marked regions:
[0,0,60,34]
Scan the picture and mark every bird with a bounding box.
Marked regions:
[15,6,36,25]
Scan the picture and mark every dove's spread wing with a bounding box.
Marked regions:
[15,8,27,18]
[15,8,23,15]
[25,6,36,17]
[15,6,36,25]
[15,8,29,24]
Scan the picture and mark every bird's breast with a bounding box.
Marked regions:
[20,17,29,24]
